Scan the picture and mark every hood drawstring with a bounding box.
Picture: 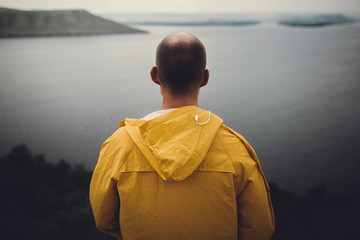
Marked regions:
[195,111,211,126]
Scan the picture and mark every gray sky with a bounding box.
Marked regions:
[0,0,359,13]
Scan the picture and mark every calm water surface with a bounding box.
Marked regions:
[1,24,360,197]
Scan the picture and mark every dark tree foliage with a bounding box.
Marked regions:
[270,183,360,239]
[0,145,112,240]
[1,145,359,239]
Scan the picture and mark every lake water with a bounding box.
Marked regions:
[1,23,360,197]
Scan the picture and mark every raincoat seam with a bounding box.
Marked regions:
[113,133,136,177]
[116,170,157,173]
[240,164,258,194]
[195,168,234,173]
[216,130,247,196]
[217,127,241,176]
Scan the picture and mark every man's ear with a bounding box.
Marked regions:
[200,69,209,88]
[150,66,161,85]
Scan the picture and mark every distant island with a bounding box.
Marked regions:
[278,14,354,27]
[124,20,260,27]
[0,8,146,37]
[102,12,359,28]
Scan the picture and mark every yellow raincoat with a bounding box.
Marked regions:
[90,106,275,240]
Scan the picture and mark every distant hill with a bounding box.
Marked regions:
[0,8,146,37]
[278,14,355,27]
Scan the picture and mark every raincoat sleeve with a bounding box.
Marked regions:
[222,125,275,240]
[89,139,122,240]
[234,136,275,240]
[236,164,275,240]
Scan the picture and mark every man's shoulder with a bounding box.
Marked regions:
[102,125,134,151]
[217,124,250,146]
[108,124,129,139]
[214,124,259,172]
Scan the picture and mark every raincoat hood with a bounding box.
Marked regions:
[120,106,223,181]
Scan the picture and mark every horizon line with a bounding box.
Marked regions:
[1,7,360,15]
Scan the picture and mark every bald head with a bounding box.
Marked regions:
[155,32,207,96]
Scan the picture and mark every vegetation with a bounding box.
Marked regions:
[0,145,112,240]
[0,8,145,37]
[1,145,359,239]
[270,183,359,239]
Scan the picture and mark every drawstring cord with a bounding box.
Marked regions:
[195,111,211,126]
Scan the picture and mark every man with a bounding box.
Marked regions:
[90,32,275,240]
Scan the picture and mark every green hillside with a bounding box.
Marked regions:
[0,8,145,37]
